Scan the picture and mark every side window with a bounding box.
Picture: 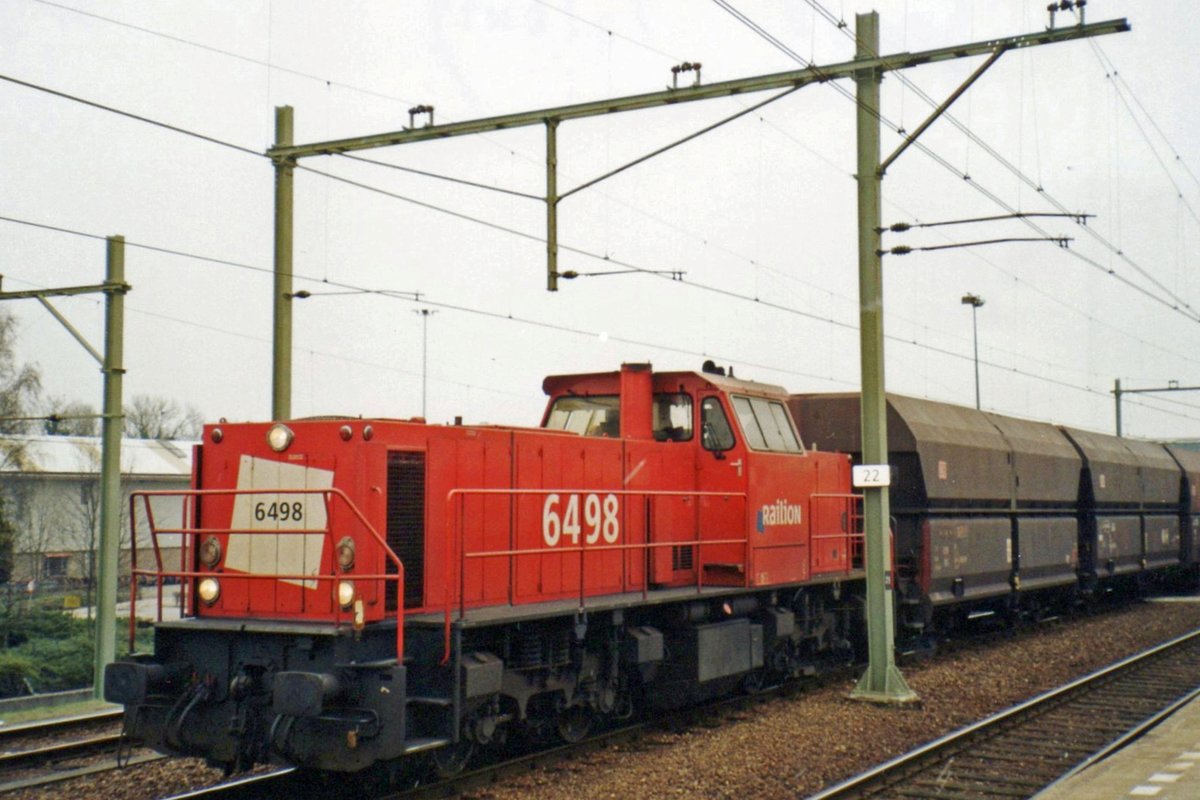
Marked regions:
[701,397,736,451]
[731,395,803,453]
[544,396,620,437]
[767,400,803,453]
[653,393,694,441]
[731,396,766,450]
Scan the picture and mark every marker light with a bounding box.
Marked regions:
[199,537,222,568]
[336,580,356,610]
[198,577,221,605]
[336,537,356,571]
[267,424,294,452]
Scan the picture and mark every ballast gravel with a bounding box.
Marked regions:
[5,599,1200,800]
[475,600,1200,800]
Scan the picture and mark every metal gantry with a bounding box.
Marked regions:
[1113,379,1200,437]
[0,236,128,698]
[267,12,1129,702]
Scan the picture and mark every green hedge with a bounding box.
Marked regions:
[0,606,152,697]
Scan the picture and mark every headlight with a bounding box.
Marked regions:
[267,424,294,452]
[199,536,222,568]
[336,537,356,571]
[198,577,221,605]
[336,580,356,610]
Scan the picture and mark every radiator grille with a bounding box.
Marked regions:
[672,545,694,572]
[386,451,426,610]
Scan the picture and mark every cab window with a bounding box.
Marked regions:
[653,393,693,441]
[730,395,802,453]
[544,395,620,437]
[701,397,736,451]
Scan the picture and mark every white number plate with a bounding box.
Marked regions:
[853,464,892,488]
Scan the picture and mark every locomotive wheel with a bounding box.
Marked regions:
[432,739,474,778]
[556,706,593,743]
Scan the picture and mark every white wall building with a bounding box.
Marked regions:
[0,434,193,590]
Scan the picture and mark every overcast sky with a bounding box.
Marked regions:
[2,1,1197,440]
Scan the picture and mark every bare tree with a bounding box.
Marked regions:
[41,397,99,436]
[0,310,41,475]
[0,309,41,575]
[0,310,40,436]
[0,495,14,584]
[123,395,202,440]
[73,474,101,619]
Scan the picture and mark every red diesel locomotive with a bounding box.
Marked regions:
[105,363,862,774]
[105,362,1200,775]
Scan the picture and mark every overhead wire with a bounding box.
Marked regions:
[792,1,1195,326]
[17,3,1194,384]
[0,213,849,388]
[5,16,1196,427]
[0,65,1189,417]
[717,106,1198,379]
[32,0,423,108]
[515,1,1200,382]
[724,0,1200,324]
[1089,41,1200,194]
[0,68,1179,406]
[25,0,1198,333]
[0,73,261,158]
[1088,41,1200,228]
[4,209,1179,425]
[5,272,526,401]
[531,0,681,62]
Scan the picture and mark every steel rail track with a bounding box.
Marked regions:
[808,627,1200,800]
[0,733,164,794]
[157,768,298,800]
[0,732,122,768]
[0,707,123,742]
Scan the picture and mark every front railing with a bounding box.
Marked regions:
[127,488,405,660]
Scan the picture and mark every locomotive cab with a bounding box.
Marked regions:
[541,363,857,587]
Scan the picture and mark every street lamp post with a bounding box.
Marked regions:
[413,309,437,418]
[961,293,985,410]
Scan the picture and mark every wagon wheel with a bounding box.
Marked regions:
[432,738,474,778]
[556,706,593,743]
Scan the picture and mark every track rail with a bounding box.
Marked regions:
[809,628,1200,800]
[157,768,298,800]
[0,713,163,795]
[0,707,122,742]
[0,732,121,767]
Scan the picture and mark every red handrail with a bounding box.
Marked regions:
[127,487,405,661]
[440,488,749,663]
[809,492,866,574]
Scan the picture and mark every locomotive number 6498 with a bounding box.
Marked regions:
[542,493,619,547]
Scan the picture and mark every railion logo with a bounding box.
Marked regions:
[757,499,802,532]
